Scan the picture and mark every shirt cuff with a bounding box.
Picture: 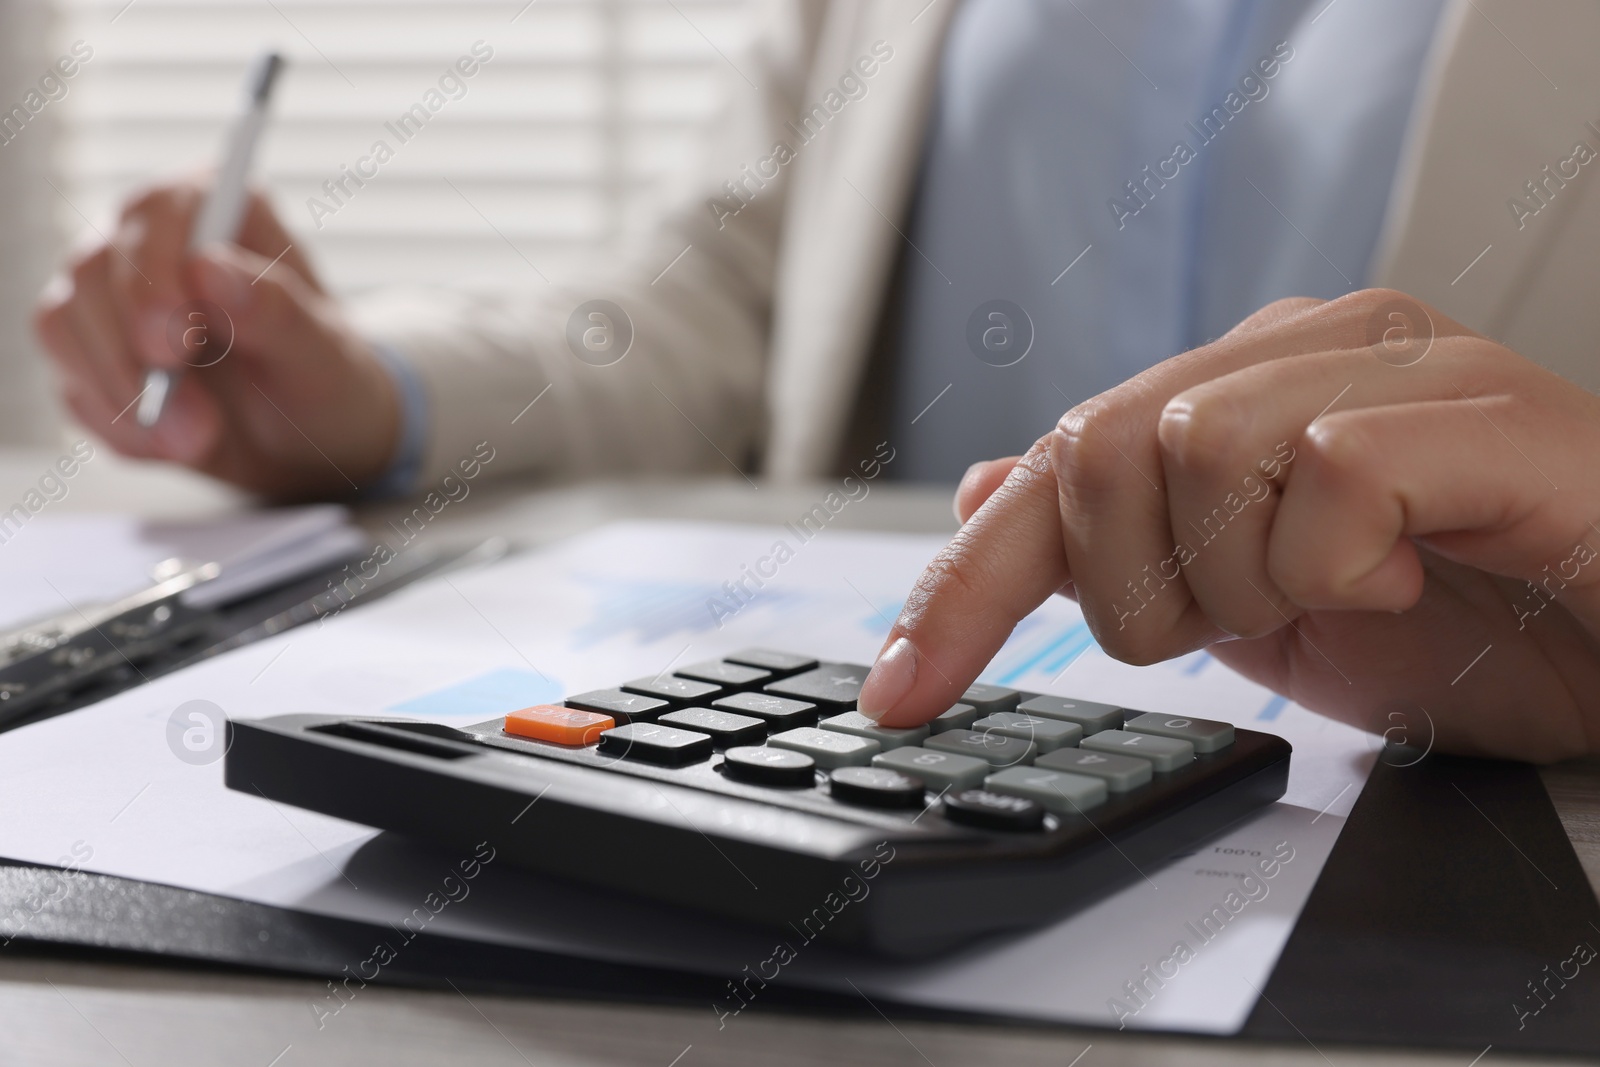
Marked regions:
[364,343,430,498]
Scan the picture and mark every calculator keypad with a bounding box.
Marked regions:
[541,656,1242,833]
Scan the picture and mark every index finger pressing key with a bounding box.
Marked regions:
[859,440,1073,728]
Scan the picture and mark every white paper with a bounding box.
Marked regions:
[0,506,364,628]
[0,521,1377,1034]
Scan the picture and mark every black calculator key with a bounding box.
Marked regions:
[658,708,766,748]
[597,722,713,766]
[712,692,818,728]
[676,660,772,688]
[565,689,669,724]
[722,745,816,787]
[960,682,1022,715]
[622,675,724,704]
[829,767,925,809]
[942,788,1045,832]
[764,664,868,708]
[725,649,818,676]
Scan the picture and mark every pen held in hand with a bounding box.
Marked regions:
[137,50,284,430]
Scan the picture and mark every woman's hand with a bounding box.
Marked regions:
[858,289,1600,763]
[34,177,401,500]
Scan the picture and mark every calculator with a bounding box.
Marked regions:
[227,650,1291,957]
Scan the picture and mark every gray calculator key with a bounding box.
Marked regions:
[1081,729,1194,771]
[971,712,1083,753]
[1123,712,1234,753]
[765,665,869,708]
[984,766,1107,814]
[1035,747,1153,791]
[960,682,1022,715]
[1018,695,1125,735]
[872,747,989,792]
[768,727,880,768]
[923,728,1036,768]
[819,712,928,750]
[929,703,976,734]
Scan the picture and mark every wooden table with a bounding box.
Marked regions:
[0,449,1595,1066]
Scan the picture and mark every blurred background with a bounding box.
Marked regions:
[0,0,752,447]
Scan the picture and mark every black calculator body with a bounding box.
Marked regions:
[227,649,1291,957]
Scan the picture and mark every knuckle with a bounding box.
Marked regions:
[1052,400,1141,500]
[1299,415,1380,485]
[1157,387,1249,479]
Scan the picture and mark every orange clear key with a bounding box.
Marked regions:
[504,705,613,746]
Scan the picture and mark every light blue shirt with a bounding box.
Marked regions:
[888,0,1448,482]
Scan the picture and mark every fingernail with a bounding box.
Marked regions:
[858,637,917,720]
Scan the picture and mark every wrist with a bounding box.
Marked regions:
[359,343,429,497]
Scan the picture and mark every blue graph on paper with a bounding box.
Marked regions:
[989,617,1099,686]
[569,573,807,648]
[388,668,563,718]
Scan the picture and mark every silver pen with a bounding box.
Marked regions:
[137,51,284,429]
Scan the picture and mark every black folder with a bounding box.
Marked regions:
[3,747,1597,1056]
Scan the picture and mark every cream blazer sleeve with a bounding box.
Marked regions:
[346,0,827,486]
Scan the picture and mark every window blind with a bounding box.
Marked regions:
[52,0,753,295]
